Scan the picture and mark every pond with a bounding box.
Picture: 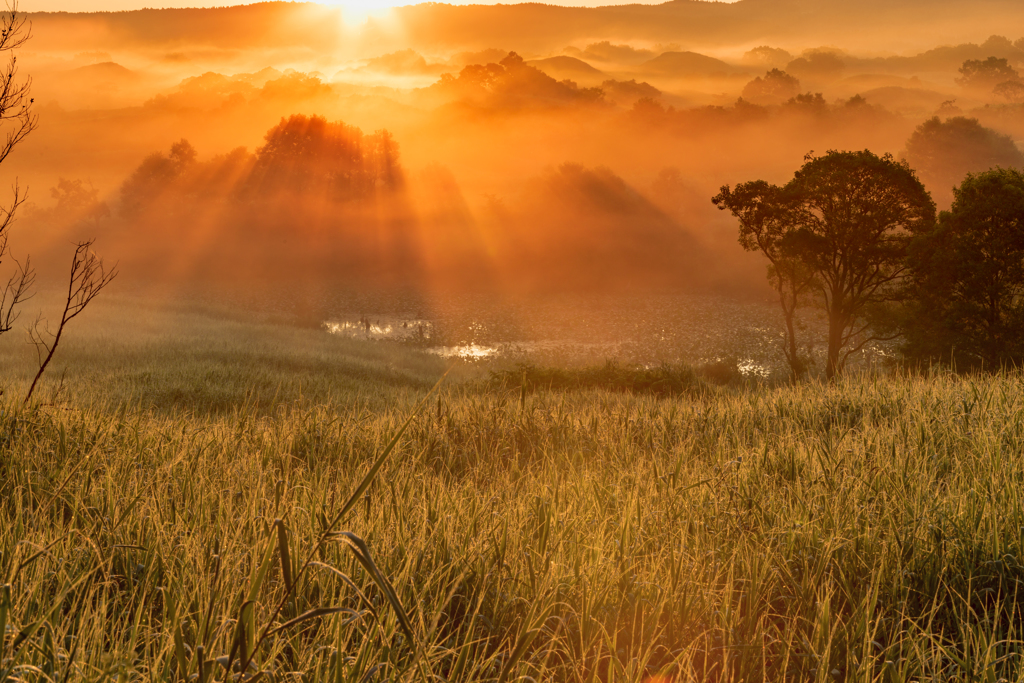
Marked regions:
[323,292,896,381]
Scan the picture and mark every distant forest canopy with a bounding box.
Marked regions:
[118,114,403,216]
[30,113,719,299]
[7,0,1024,321]
[18,30,1024,306]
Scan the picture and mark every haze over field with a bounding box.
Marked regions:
[4,0,1024,361]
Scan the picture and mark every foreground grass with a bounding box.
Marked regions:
[2,303,1023,681]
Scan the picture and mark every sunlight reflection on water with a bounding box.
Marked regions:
[427,343,500,359]
[324,317,433,341]
[321,294,898,380]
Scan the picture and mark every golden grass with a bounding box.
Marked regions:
[1,296,1022,682]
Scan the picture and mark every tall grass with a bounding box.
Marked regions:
[1,299,1023,681]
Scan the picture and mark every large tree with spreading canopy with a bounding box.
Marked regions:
[714,150,936,380]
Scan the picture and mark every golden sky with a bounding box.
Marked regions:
[22,0,731,13]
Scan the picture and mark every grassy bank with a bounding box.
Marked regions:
[0,292,451,414]
[1,299,1023,682]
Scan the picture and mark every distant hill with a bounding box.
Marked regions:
[849,36,1024,74]
[526,56,606,85]
[637,51,744,78]
[67,61,139,81]
[33,60,148,108]
[22,0,1024,56]
[391,0,1024,53]
[858,86,951,116]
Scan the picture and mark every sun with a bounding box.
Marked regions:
[329,0,403,25]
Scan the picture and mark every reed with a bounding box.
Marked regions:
[1,298,1022,681]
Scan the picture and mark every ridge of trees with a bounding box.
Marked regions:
[120,114,403,216]
[741,69,801,105]
[628,90,896,134]
[429,52,604,109]
[902,116,1024,208]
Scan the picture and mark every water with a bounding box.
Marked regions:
[323,316,434,342]
[323,292,896,380]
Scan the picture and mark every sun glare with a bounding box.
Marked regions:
[334,0,398,26]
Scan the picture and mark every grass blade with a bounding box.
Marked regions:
[332,531,416,646]
[267,607,347,637]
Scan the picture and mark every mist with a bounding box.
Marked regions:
[5,0,1024,357]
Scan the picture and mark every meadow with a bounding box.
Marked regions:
[1,296,1023,682]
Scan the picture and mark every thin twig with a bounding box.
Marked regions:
[24,240,116,404]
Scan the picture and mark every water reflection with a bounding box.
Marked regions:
[427,343,500,359]
[324,316,433,341]
[321,293,898,381]
[738,360,771,378]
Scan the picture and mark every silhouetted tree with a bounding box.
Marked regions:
[715,150,936,380]
[903,117,1024,207]
[365,129,403,190]
[24,178,109,232]
[783,92,828,115]
[956,57,1020,90]
[741,46,793,69]
[601,79,660,107]
[994,79,1024,103]
[903,168,1024,367]
[741,69,800,105]
[785,51,845,83]
[243,114,402,200]
[120,139,197,216]
[51,178,105,217]
[712,181,813,380]
[433,52,603,110]
[25,240,115,404]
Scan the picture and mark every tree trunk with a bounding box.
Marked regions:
[825,302,844,381]
[781,295,802,383]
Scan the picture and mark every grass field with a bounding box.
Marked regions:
[2,295,1023,682]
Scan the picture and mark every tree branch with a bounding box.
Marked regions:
[24,240,116,404]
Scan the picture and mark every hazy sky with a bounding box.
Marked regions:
[22,0,735,13]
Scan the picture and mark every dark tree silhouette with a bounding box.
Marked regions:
[783,92,828,115]
[785,51,845,83]
[741,46,793,69]
[956,57,1020,90]
[741,69,800,105]
[902,117,1024,207]
[119,139,197,216]
[903,168,1024,367]
[993,79,1024,103]
[714,150,936,380]
[712,181,813,381]
[243,114,402,200]
[433,52,603,110]
[24,178,110,232]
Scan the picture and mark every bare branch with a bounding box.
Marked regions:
[24,240,117,404]
[0,251,32,332]
[0,2,36,341]
[840,331,903,366]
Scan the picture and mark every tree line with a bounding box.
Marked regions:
[120,114,403,218]
[714,151,1024,378]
